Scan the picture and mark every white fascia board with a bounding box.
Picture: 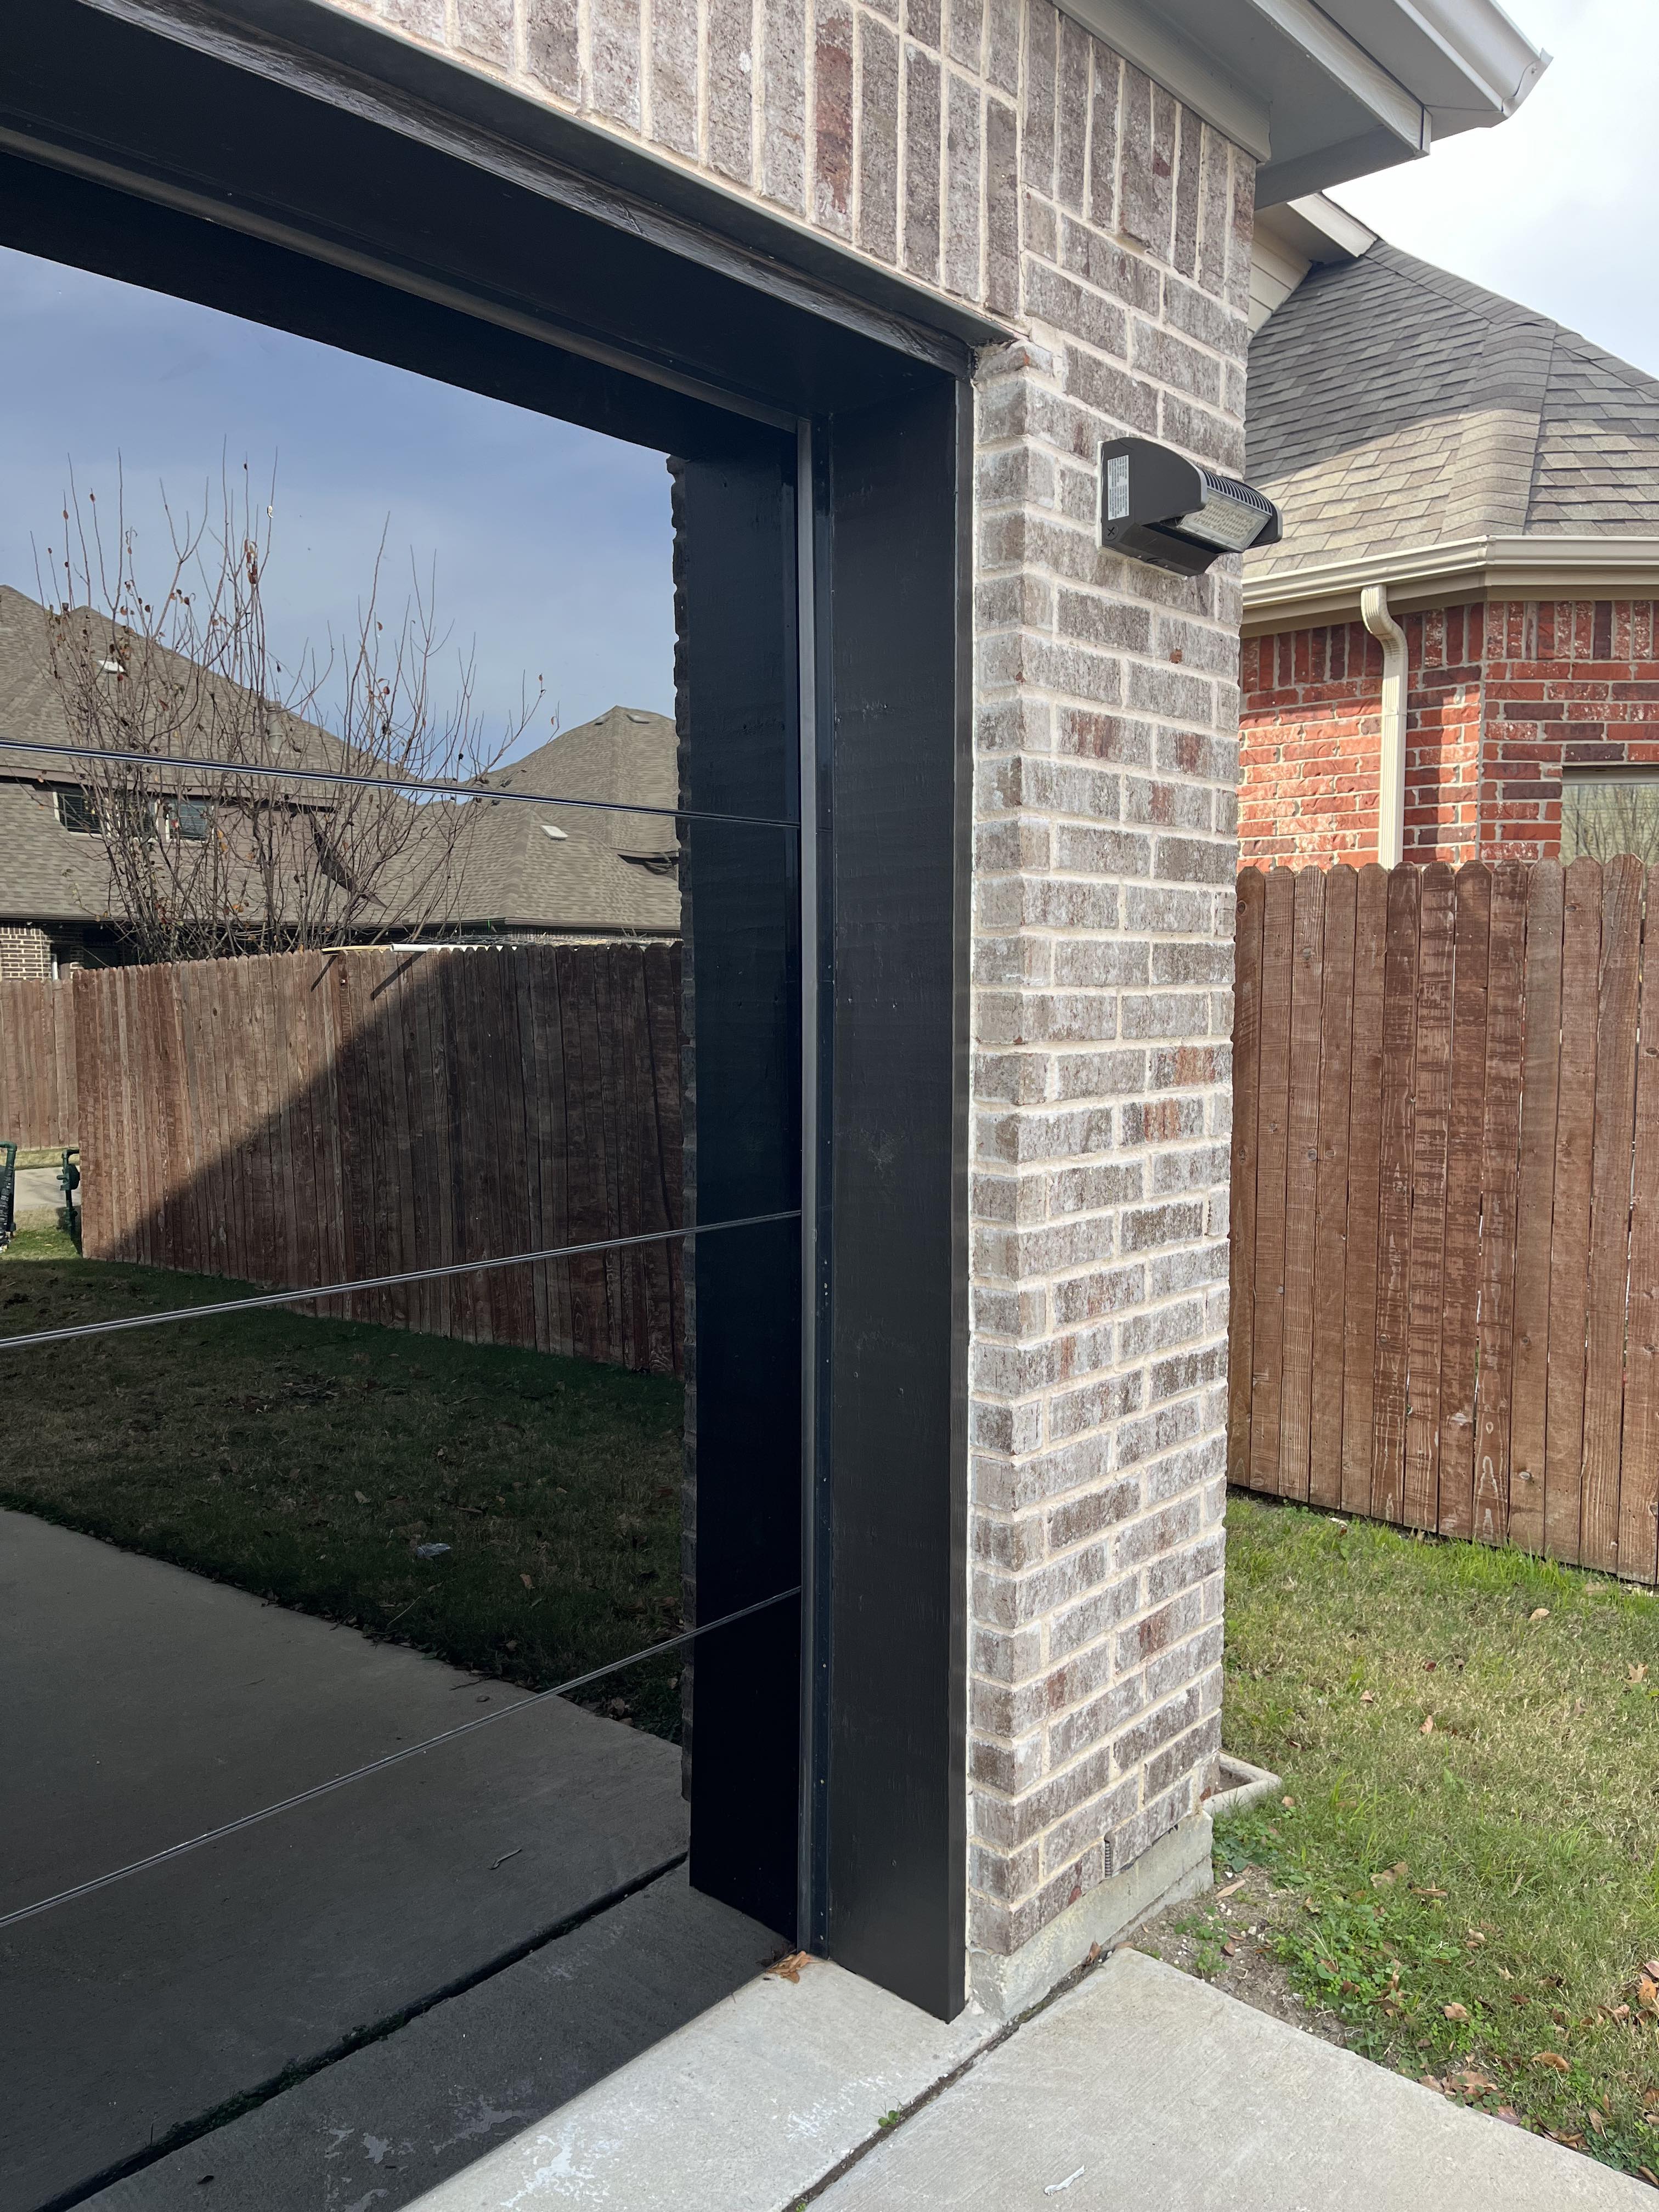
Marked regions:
[1258,192,1378,265]
[1242,537,1659,634]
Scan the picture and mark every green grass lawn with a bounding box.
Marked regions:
[0,1231,686,1735]
[1214,1493,1659,2182]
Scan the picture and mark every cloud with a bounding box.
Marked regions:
[0,245,676,754]
[1332,0,1659,376]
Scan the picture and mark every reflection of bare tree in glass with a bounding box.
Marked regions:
[1561,776,1659,868]
[35,465,538,964]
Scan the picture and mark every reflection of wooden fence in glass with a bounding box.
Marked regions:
[0,975,78,1148]
[0,946,684,1374]
[1231,857,1659,1588]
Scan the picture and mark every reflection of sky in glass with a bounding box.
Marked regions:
[0,245,675,761]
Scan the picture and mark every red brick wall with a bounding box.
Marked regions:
[1242,600,1659,867]
[1483,600,1659,859]
[1240,606,1483,867]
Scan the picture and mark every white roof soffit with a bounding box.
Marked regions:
[1242,537,1659,635]
[1060,0,1549,205]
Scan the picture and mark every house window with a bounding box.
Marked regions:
[166,797,212,842]
[55,785,101,834]
[1561,768,1659,866]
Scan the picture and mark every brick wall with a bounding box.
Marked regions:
[1243,600,1659,867]
[1240,608,1484,867]
[0,927,52,981]
[1485,599,1659,859]
[320,0,1253,1989]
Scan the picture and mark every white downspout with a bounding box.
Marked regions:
[1361,584,1407,867]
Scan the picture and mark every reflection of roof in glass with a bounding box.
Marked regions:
[0,586,681,939]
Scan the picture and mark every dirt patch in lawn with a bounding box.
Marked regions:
[1136,1864,1355,2052]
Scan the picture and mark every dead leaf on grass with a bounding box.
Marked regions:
[1529,1607,1550,1622]
[1442,2002,1470,2021]
[520,1573,534,1590]
[1532,2051,1571,2072]
[1632,1664,1650,1684]
[1587,2111,1608,2137]
[1420,1716,1436,1735]
[1643,1960,1659,1983]
[1360,1690,1375,1705]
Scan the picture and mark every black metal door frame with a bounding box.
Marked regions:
[2,0,981,2018]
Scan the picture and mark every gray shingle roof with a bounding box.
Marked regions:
[0,585,680,939]
[1245,241,1659,581]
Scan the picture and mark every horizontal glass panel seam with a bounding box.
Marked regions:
[0,1209,800,1350]
[0,737,801,832]
[0,1583,803,1933]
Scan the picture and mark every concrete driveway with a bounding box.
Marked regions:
[0,1509,716,2212]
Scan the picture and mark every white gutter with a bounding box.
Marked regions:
[1243,534,1659,635]
[1361,585,1407,869]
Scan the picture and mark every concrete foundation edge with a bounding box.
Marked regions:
[968,1809,1214,2021]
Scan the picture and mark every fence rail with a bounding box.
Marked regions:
[2,944,684,1373]
[1230,857,1659,1587]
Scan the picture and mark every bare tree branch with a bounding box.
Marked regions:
[33,462,539,962]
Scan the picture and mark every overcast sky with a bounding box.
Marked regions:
[1334,0,1659,376]
[0,244,676,763]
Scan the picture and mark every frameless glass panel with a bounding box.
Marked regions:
[0,1209,800,2207]
[0,236,803,2212]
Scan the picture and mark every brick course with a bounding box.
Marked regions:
[322,0,1251,1982]
[1242,599,1659,866]
[0,926,52,981]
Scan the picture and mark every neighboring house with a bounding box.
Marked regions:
[1240,199,1659,868]
[0,584,679,967]
[9,0,1549,2111]
[462,705,680,941]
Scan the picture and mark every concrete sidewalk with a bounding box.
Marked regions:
[0,1510,692,2212]
[392,1944,1649,2212]
[820,1948,1648,2211]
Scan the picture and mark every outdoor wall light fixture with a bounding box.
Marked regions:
[1098,436,1282,576]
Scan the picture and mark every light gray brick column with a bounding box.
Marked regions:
[318,0,1254,2006]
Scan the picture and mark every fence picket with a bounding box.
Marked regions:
[1309,868,1356,1509]
[1618,864,1659,1587]
[1227,871,1265,1489]
[1545,859,1602,1562]
[1341,867,1388,1517]
[1372,868,1419,1523]
[1404,864,1455,1530]
[1582,854,1643,1572]
[1473,862,1527,1545]
[1248,870,1295,1497]
[1438,865,1492,1541]
[1278,867,1324,1501]
[1509,864,1564,1551]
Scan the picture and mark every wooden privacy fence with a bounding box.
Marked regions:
[2,945,684,1374]
[0,975,78,1148]
[1230,856,1659,1588]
